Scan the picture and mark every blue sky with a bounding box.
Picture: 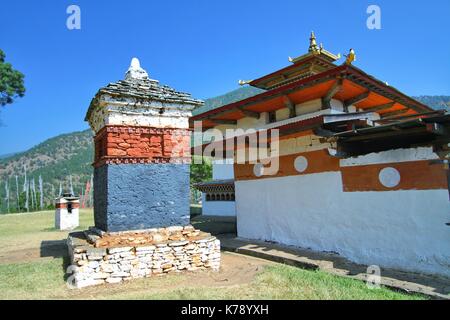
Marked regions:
[1,0,449,154]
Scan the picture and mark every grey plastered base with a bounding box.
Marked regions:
[94,163,190,232]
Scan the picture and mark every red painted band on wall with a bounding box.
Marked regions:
[56,203,80,209]
[341,161,448,192]
[93,125,191,167]
[234,149,340,181]
[234,148,448,191]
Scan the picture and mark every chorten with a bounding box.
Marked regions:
[85,58,203,232]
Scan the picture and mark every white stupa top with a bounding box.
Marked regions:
[125,57,149,80]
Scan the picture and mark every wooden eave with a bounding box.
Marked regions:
[190,65,432,130]
[329,113,450,156]
[192,116,324,153]
[335,113,450,139]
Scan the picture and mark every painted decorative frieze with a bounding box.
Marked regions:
[93,125,191,167]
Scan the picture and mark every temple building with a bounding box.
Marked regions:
[191,33,450,277]
[194,159,236,217]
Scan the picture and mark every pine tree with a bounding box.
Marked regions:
[0,49,26,107]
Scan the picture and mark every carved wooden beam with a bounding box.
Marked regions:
[364,102,395,112]
[343,92,370,111]
[321,79,343,110]
[313,127,338,138]
[283,96,296,118]
[198,72,340,120]
[323,79,343,102]
[237,107,260,119]
[210,119,237,125]
[376,109,445,122]
[380,109,409,118]
[344,127,427,142]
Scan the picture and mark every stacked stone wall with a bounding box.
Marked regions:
[67,226,220,288]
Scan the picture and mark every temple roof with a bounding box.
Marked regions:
[246,32,341,90]
[85,58,203,121]
[191,64,433,129]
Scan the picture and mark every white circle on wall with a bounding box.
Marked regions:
[378,167,401,188]
[294,156,308,173]
[253,163,264,177]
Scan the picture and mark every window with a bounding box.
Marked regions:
[268,111,277,123]
[205,193,236,202]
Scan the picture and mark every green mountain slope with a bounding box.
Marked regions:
[412,96,450,110]
[194,86,265,115]
[0,130,93,212]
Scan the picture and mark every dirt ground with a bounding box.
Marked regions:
[0,212,274,299]
[0,211,435,300]
[0,238,271,284]
[62,252,272,299]
[2,244,273,299]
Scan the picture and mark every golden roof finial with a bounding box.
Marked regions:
[238,80,252,86]
[288,31,341,63]
[309,31,319,53]
[344,48,356,65]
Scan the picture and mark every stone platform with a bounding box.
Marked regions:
[67,226,221,288]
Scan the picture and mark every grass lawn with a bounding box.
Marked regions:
[0,210,426,300]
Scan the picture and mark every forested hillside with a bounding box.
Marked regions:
[0,130,93,212]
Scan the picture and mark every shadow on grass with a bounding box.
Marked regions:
[191,216,237,236]
[40,240,71,282]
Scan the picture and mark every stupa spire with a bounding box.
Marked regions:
[125,57,149,80]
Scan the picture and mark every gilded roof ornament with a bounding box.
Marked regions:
[238,80,253,86]
[344,49,356,65]
[288,32,341,64]
[308,31,320,53]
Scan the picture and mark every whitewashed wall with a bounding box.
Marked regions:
[202,194,236,217]
[235,171,450,277]
[201,160,236,217]
[212,160,234,180]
